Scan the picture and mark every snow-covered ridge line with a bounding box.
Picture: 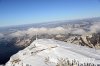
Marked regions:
[5,39,100,66]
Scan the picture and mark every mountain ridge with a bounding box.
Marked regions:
[5,39,100,66]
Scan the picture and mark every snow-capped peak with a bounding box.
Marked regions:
[5,39,100,66]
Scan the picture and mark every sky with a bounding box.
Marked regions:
[0,0,100,27]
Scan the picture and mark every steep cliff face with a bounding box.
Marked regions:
[5,39,100,66]
[65,33,100,49]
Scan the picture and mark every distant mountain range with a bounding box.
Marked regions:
[0,17,100,33]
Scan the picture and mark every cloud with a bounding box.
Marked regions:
[9,26,88,38]
[26,27,48,37]
[32,27,68,35]
[48,27,66,34]
[0,33,4,38]
[10,27,69,38]
[71,28,86,35]
[10,31,26,37]
[90,22,100,33]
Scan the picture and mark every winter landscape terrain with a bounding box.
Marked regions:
[4,39,100,66]
[0,17,100,66]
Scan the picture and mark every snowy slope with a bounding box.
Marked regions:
[5,39,100,66]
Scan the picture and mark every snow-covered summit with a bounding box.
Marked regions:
[5,39,100,66]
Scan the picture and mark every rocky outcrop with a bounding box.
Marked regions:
[66,33,100,49]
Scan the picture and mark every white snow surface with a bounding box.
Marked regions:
[5,39,100,66]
